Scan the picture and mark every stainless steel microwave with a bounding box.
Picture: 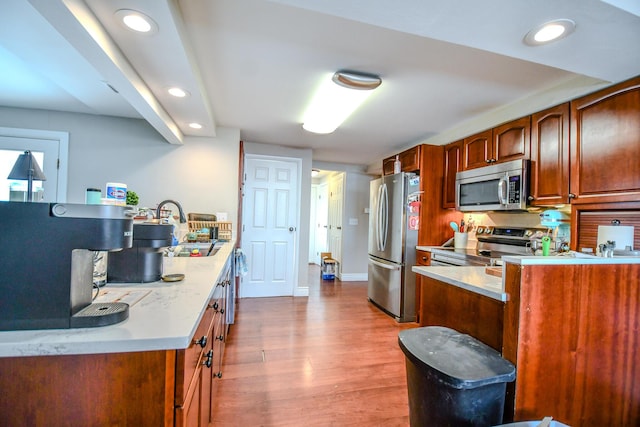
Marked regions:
[455,159,529,212]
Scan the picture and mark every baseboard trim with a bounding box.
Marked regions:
[338,273,367,282]
[294,287,309,297]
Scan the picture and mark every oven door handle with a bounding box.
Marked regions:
[368,258,401,271]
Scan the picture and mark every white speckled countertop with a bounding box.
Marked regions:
[412,265,506,301]
[0,241,235,358]
[502,254,640,265]
[414,247,640,302]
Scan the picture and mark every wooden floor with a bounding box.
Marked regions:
[211,265,418,426]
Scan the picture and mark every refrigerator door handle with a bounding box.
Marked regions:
[368,258,401,271]
[380,182,388,250]
[376,183,384,251]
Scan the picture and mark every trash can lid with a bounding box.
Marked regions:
[398,326,516,389]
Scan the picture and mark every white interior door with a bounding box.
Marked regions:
[314,182,328,265]
[328,173,344,273]
[241,155,299,297]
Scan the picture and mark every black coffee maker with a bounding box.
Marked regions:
[0,201,134,331]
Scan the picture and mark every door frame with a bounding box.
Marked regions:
[0,126,69,202]
[241,153,302,297]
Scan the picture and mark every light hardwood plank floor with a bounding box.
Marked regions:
[211,265,417,426]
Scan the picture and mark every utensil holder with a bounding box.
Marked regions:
[454,232,468,249]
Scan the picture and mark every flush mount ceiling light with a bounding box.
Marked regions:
[168,87,189,98]
[524,19,575,46]
[115,9,158,34]
[188,122,203,129]
[302,70,382,134]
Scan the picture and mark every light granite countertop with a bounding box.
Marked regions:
[0,241,235,358]
[413,249,640,302]
[412,265,506,301]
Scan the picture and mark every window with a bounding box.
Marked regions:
[0,127,68,202]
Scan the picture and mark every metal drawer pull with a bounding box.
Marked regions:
[194,335,207,348]
[203,349,213,368]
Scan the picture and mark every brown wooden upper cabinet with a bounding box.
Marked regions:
[382,145,421,175]
[529,103,570,206]
[570,76,640,204]
[442,140,463,208]
[462,117,530,170]
[462,129,493,170]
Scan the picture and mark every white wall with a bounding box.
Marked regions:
[243,141,313,295]
[0,107,240,236]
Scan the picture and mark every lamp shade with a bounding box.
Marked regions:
[8,150,46,181]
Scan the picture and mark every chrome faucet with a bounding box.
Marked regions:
[156,200,187,223]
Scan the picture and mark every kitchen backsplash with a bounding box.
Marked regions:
[464,206,571,231]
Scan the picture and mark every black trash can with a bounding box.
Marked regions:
[398,326,516,427]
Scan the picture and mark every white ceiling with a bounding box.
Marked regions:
[1,0,639,167]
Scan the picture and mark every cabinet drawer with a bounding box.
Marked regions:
[415,249,430,266]
[212,311,226,377]
[175,301,215,405]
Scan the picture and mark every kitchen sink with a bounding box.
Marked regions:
[169,241,222,257]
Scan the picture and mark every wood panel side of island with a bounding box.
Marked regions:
[503,262,640,427]
[0,350,176,426]
[419,275,504,351]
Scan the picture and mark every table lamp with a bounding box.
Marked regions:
[7,150,47,202]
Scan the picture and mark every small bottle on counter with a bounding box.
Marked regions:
[85,188,102,205]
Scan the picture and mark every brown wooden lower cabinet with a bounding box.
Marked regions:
[503,262,640,427]
[418,262,640,426]
[418,275,504,352]
[0,294,225,427]
[0,350,176,426]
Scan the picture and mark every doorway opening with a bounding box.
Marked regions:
[309,170,345,276]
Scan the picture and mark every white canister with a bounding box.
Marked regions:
[105,182,127,206]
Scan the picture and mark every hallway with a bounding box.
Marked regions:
[211,266,416,426]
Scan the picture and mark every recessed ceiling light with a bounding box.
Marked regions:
[168,87,189,98]
[189,123,203,129]
[115,9,158,34]
[524,19,575,46]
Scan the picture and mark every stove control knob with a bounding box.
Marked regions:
[524,230,534,237]
[476,227,484,234]
[485,227,493,234]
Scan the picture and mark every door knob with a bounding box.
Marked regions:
[289,227,296,232]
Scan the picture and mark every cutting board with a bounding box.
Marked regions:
[485,266,502,277]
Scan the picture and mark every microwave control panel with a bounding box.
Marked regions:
[508,175,521,203]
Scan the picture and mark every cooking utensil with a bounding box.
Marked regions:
[450,221,459,232]
[206,241,216,256]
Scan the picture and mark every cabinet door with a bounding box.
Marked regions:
[399,146,421,172]
[570,76,640,204]
[463,129,493,169]
[493,116,530,163]
[530,103,570,206]
[382,156,396,175]
[442,140,463,208]
[176,369,202,427]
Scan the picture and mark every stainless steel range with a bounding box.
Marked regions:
[429,226,545,266]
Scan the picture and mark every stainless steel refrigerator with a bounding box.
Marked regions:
[368,172,420,322]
